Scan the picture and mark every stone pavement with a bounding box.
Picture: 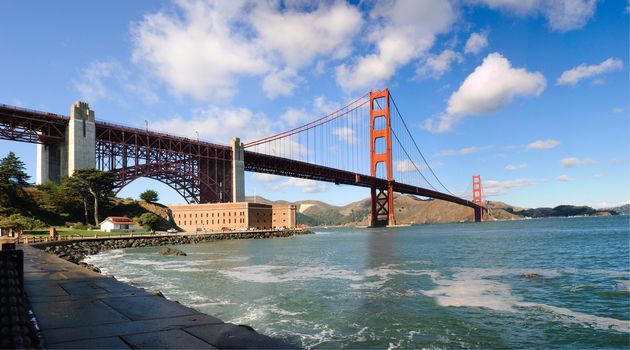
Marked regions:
[22,245,296,349]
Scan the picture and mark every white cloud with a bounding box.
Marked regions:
[435,146,490,157]
[482,178,535,196]
[262,68,301,99]
[132,1,362,100]
[151,105,275,144]
[253,173,329,193]
[527,139,560,149]
[557,58,623,85]
[280,108,309,127]
[75,60,158,104]
[612,107,625,114]
[336,0,456,91]
[396,159,443,172]
[472,0,597,32]
[560,157,596,168]
[594,200,630,209]
[556,175,571,182]
[505,163,527,171]
[424,53,546,132]
[464,32,488,54]
[416,49,463,79]
[333,127,357,145]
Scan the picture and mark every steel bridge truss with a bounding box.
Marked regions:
[95,123,232,204]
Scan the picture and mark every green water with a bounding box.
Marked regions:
[86,216,630,349]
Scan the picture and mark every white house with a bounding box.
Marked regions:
[100,216,136,232]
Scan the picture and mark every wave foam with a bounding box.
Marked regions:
[520,302,630,333]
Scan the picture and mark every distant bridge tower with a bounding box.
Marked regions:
[472,175,483,222]
[369,88,395,227]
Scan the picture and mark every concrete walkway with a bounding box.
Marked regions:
[22,245,296,349]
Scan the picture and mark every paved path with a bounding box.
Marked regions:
[22,245,295,349]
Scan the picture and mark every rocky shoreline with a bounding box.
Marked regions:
[34,229,312,270]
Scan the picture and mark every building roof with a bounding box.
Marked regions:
[101,216,135,225]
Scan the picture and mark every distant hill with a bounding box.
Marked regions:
[247,194,522,226]
[244,195,618,227]
[610,204,629,215]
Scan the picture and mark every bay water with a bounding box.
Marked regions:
[85,216,630,348]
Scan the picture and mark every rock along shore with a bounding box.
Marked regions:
[34,229,313,269]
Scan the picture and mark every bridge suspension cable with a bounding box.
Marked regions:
[388,92,456,196]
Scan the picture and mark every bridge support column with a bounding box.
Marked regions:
[231,137,245,203]
[36,143,64,184]
[369,184,396,227]
[474,207,482,222]
[472,175,483,222]
[67,101,96,176]
[36,101,95,184]
[369,89,396,227]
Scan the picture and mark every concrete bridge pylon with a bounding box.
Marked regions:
[36,101,95,184]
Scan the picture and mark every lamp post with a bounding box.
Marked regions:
[195,130,199,142]
[144,119,148,132]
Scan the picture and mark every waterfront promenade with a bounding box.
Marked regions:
[22,245,295,349]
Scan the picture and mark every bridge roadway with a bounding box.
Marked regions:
[0,103,483,213]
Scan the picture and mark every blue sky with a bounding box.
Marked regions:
[0,0,628,208]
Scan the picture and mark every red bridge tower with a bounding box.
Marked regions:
[472,175,483,222]
[369,89,395,227]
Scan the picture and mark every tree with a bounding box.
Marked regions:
[63,169,116,225]
[0,152,30,185]
[135,212,160,232]
[0,213,46,230]
[140,189,159,203]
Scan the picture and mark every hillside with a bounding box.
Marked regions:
[250,194,520,226]
[248,194,617,227]
[610,204,629,215]
[0,184,176,230]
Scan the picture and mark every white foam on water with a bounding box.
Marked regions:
[616,280,630,291]
[219,264,363,283]
[519,302,630,333]
[350,264,438,290]
[421,270,519,312]
[419,267,568,312]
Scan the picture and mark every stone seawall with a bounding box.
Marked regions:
[34,230,312,267]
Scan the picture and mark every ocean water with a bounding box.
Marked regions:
[84,216,630,349]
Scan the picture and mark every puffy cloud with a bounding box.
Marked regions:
[435,145,490,157]
[250,2,362,68]
[262,68,301,99]
[471,0,597,32]
[527,139,560,149]
[396,160,443,172]
[464,32,488,54]
[416,49,463,79]
[336,0,456,91]
[556,175,571,182]
[280,108,309,127]
[424,53,546,132]
[132,1,362,100]
[560,157,596,168]
[75,60,158,104]
[557,58,623,85]
[505,163,527,171]
[333,127,357,145]
[151,105,275,144]
[482,178,535,196]
[253,173,328,193]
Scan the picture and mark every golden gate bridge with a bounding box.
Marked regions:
[0,88,485,226]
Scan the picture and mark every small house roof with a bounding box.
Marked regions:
[101,216,135,225]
